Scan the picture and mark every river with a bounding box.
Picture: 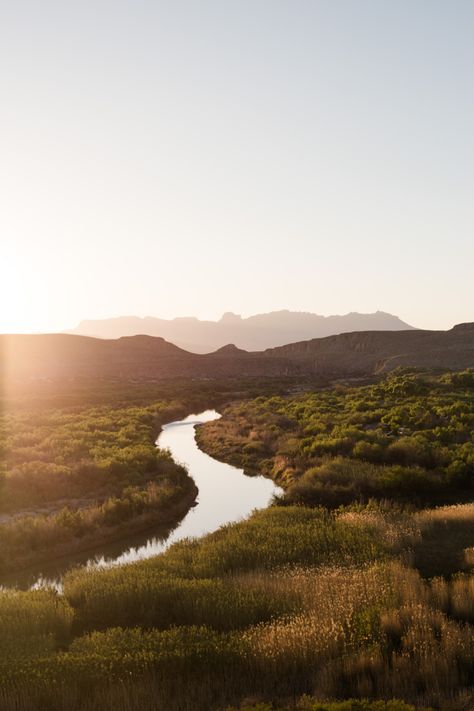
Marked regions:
[4,410,281,589]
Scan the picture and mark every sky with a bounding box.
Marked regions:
[1,0,473,333]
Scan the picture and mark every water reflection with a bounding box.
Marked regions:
[89,409,281,567]
[3,410,281,589]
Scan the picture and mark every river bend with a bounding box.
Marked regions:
[4,410,281,589]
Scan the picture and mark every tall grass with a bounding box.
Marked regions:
[0,589,72,657]
[414,502,474,576]
[66,572,297,634]
[11,377,457,708]
[4,558,474,709]
[63,506,387,633]
[223,701,429,711]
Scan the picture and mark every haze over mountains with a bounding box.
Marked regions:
[70,310,415,352]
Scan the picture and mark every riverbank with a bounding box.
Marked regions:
[195,370,474,508]
[0,381,221,583]
[0,475,198,582]
[0,407,282,587]
[4,501,474,710]
[1,372,474,709]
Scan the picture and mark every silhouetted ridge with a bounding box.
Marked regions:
[1,324,472,382]
[116,334,188,354]
[69,310,416,353]
[451,323,474,333]
[214,344,246,354]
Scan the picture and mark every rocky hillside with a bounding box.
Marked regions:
[265,323,474,377]
[1,324,473,383]
[0,334,287,381]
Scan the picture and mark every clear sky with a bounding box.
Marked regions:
[1,0,473,333]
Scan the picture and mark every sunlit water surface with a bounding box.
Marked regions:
[90,409,281,568]
[3,410,282,590]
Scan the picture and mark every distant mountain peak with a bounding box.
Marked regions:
[214,343,246,354]
[70,310,416,353]
[220,312,242,322]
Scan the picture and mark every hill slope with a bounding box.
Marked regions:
[265,322,474,376]
[1,324,473,383]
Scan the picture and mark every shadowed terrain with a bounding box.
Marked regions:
[2,323,473,383]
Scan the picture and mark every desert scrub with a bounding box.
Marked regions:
[0,468,196,574]
[283,459,445,508]
[1,375,474,710]
[0,402,187,509]
[0,376,296,573]
[1,375,284,511]
[198,370,474,508]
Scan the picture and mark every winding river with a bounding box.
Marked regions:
[5,410,281,589]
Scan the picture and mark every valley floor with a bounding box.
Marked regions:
[0,371,473,710]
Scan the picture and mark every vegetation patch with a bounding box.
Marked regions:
[0,378,290,573]
[197,370,474,507]
[1,373,474,709]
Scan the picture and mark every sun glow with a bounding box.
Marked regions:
[0,245,48,333]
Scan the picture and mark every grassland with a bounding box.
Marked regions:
[0,371,473,710]
[3,500,474,709]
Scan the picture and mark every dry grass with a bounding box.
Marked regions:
[414,503,474,576]
[4,499,474,709]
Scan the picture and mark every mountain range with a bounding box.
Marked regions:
[69,310,415,353]
[3,323,473,384]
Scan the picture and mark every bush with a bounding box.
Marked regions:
[284,458,443,507]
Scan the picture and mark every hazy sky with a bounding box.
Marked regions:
[1,0,473,333]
